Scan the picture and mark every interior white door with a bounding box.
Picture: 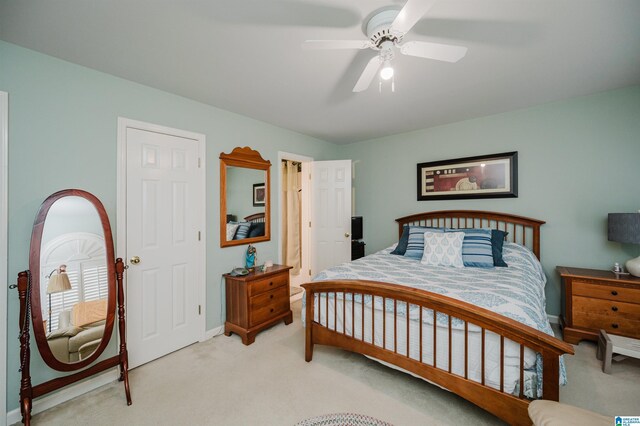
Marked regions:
[125,127,203,368]
[311,160,352,275]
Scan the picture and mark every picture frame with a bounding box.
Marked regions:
[417,152,518,201]
[253,183,266,207]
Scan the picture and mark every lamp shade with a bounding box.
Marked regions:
[608,213,640,244]
[47,266,72,294]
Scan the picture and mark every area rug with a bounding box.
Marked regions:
[294,413,393,426]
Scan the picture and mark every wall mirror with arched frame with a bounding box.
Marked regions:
[220,147,271,247]
[14,189,131,424]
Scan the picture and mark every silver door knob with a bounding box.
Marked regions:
[130,256,141,265]
[344,233,350,238]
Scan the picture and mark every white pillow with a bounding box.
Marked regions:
[420,231,465,268]
[226,223,240,240]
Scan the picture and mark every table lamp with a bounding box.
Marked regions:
[46,264,72,332]
[608,213,640,277]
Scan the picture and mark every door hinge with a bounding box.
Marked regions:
[308,173,311,180]
[309,269,312,276]
[308,221,311,228]
[198,305,202,315]
[198,157,201,168]
[198,231,201,241]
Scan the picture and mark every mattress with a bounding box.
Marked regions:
[302,242,566,398]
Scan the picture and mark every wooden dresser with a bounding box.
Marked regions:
[224,264,293,345]
[558,266,640,344]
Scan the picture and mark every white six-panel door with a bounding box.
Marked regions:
[124,125,204,369]
[311,160,352,275]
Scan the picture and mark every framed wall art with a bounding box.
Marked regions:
[253,182,266,206]
[417,152,518,201]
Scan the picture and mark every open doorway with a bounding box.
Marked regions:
[278,152,311,301]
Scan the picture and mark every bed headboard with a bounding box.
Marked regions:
[395,210,545,259]
[244,212,265,223]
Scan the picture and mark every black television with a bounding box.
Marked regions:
[351,216,363,240]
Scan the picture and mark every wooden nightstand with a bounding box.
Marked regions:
[557,266,640,344]
[224,264,293,345]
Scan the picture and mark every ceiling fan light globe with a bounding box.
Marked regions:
[380,66,394,80]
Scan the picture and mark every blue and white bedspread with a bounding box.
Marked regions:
[303,242,567,397]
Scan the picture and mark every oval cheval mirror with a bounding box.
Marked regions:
[15,189,131,425]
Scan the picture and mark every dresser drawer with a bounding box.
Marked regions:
[573,314,640,339]
[573,280,640,304]
[573,296,640,321]
[249,273,288,297]
[250,286,289,327]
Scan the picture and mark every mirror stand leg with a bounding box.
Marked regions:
[115,258,132,406]
[17,271,33,425]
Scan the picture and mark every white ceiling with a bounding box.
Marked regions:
[1,0,639,144]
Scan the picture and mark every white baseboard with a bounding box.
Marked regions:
[202,325,224,341]
[290,291,304,303]
[547,314,560,324]
[6,368,119,425]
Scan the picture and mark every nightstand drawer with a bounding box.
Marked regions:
[573,296,640,321]
[250,286,289,326]
[573,314,640,339]
[249,274,288,297]
[573,281,640,304]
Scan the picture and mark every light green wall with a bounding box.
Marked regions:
[339,86,640,317]
[0,41,337,411]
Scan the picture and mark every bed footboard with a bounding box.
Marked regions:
[302,280,574,426]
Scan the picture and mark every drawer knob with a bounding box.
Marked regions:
[612,323,619,329]
[269,282,273,286]
[270,294,274,299]
[270,308,274,313]
[611,290,618,296]
[612,306,618,312]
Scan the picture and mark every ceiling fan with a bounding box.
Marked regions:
[303,0,468,92]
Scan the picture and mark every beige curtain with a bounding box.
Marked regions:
[282,161,301,274]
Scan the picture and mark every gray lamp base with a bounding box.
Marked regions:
[626,254,640,278]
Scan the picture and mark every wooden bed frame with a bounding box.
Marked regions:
[301,210,574,426]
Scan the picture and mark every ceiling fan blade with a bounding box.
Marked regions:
[400,41,468,62]
[302,40,372,50]
[390,0,437,35]
[353,56,382,92]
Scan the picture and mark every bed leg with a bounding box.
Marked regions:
[542,353,560,401]
[305,320,314,361]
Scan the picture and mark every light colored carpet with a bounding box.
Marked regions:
[22,301,639,425]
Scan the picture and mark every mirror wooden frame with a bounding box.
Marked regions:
[220,147,271,248]
[14,189,131,425]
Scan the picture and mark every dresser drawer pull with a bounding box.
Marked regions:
[269,282,274,286]
[611,290,618,296]
[270,308,274,313]
[611,306,618,312]
[612,323,619,329]
[270,294,274,299]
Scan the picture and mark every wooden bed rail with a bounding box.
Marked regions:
[302,280,574,426]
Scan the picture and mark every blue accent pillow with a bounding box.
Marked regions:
[403,226,444,259]
[232,221,252,240]
[446,228,494,268]
[390,225,410,255]
[248,222,265,238]
[491,229,508,267]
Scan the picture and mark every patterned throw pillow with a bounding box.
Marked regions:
[403,226,444,259]
[446,228,494,268]
[226,223,240,241]
[420,231,465,268]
